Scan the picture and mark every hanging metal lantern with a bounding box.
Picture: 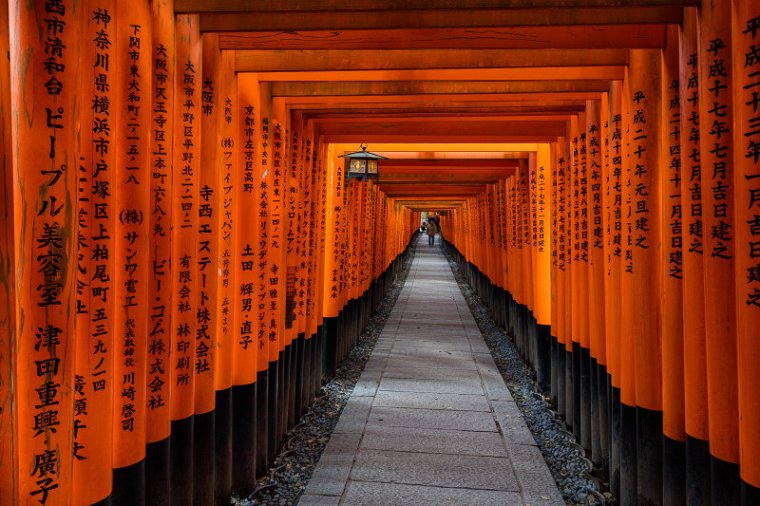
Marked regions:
[339,144,386,182]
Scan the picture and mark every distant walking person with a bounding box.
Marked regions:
[426,219,437,246]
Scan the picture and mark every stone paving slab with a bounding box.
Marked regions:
[372,390,492,411]
[359,425,509,457]
[300,239,562,505]
[341,481,524,506]
[367,405,498,432]
[349,450,520,491]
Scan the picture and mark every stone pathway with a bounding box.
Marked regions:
[299,236,564,505]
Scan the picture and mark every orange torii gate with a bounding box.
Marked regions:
[2,2,760,506]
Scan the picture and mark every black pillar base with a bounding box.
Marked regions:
[170,416,194,504]
[662,435,686,506]
[686,436,711,506]
[231,382,256,495]
[193,410,215,506]
[145,437,169,506]
[711,454,740,506]
[636,406,663,506]
[620,402,638,506]
[255,370,269,477]
[112,459,145,506]
[214,387,233,505]
[742,480,760,506]
[610,385,622,499]
[267,360,280,461]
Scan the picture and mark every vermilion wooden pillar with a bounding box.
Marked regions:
[660,23,687,506]
[112,1,152,504]
[170,15,201,504]
[212,47,238,504]
[627,48,664,506]
[699,2,741,502]
[679,8,711,505]
[233,72,262,492]
[0,1,15,504]
[145,1,174,503]
[74,2,116,504]
[585,99,607,469]
[604,80,624,497]
[732,1,760,503]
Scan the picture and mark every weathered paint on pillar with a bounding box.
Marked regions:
[0,0,16,502]
[11,0,82,501]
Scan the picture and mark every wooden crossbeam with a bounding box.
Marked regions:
[177,1,697,13]
[218,26,666,49]
[270,80,611,97]
[235,49,629,72]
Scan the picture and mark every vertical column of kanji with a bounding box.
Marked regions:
[325,143,341,318]
[0,0,15,502]
[170,14,200,504]
[534,146,552,392]
[212,49,237,501]
[550,141,563,411]
[288,114,304,424]
[660,24,687,505]
[73,3,114,504]
[732,2,760,501]
[256,93,278,462]
[11,0,82,501]
[598,93,613,477]
[522,161,534,359]
[195,32,222,505]
[111,1,151,503]
[567,118,582,441]
[232,73,260,491]
[578,112,592,453]
[506,181,516,314]
[679,8,711,503]
[555,140,571,422]
[144,1,173,502]
[604,81,624,497]
[266,106,288,452]
[585,101,606,468]
[627,49,664,505]
[285,120,301,342]
[699,3,741,501]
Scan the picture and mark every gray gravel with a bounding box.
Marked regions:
[232,242,614,505]
[443,248,614,506]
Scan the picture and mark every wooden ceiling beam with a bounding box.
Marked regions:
[218,26,666,49]
[298,106,588,117]
[235,48,629,72]
[255,66,624,82]
[322,134,558,143]
[279,92,602,104]
[177,1,696,13]
[317,119,567,137]
[270,80,611,97]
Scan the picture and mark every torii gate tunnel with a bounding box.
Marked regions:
[0,1,759,505]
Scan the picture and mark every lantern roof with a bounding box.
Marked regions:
[339,144,388,160]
